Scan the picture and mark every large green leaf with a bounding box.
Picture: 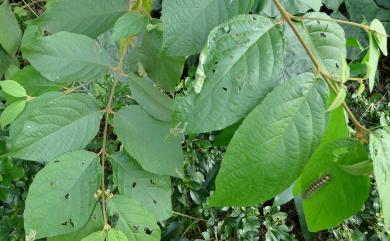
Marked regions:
[0,3,22,55]
[8,93,102,162]
[111,152,172,221]
[107,229,128,241]
[24,151,101,239]
[161,0,254,56]
[370,128,390,225]
[81,231,105,241]
[108,195,160,241]
[0,48,12,77]
[34,0,128,38]
[22,31,110,83]
[113,105,183,177]
[173,15,285,134]
[112,12,148,41]
[300,139,370,231]
[260,0,322,17]
[208,73,327,206]
[128,73,174,123]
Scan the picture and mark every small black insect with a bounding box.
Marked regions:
[303,175,331,199]
[320,33,327,37]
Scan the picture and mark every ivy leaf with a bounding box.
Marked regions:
[0,3,22,55]
[161,0,254,56]
[173,15,285,134]
[0,100,26,129]
[364,32,381,92]
[208,73,327,206]
[370,19,388,56]
[107,229,128,241]
[108,195,160,241]
[81,231,105,241]
[22,31,110,83]
[300,139,370,231]
[111,152,172,221]
[326,86,346,112]
[370,128,390,225]
[112,12,148,41]
[0,80,27,98]
[33,0,128,38]
[128,73,174,123]
[8,93,102,162]
[24,151,101,239]
[113,105,183,177]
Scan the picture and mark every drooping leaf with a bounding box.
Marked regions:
[0,3,22,55]
[161,0,254,56]
[173,15,285,134]
[300,139,370,231]
[0,80,27,98]
[113,105,183,177]
[81,231,105,241]
[208,73,327,206]
[34,0,128,38]
[22,31,110,83]
[370,128,390,225]
[107,229,128,241]
[48,204,104,241]
[24,151,101,239]
[326,86,346,112]
[111,152,172,221]
[8,93,102,162]
[0,100,26,129]
[128,73,174,122]
[108,195,160,241]
[112,12,148,41]
[364,32,381,92]
[370,19,388,56]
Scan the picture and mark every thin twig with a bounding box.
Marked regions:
[172,211,207,222]
[21,0,39,17]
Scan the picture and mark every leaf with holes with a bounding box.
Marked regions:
[208,73,327,206]
[173,14,285,134]
[24,151,101,239]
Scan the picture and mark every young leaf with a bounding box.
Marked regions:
[114,105,183,177]
[22,31,110,83]
[0,80,27,98]
[0,100,25,129]
[370,128,390,225]
[8,93,102,162]
[107,229,128,241]
[112,12,148,41]
[111,152,172,221]
[364,32,381,92]
[370,19,388,56]
[321,94,349,144]
[300,139,370,231]
[326,86,347,112]
[161,0,254,56]
[173,15,285,134]
[338,160,373,176]
[108,195,160,241]
[33,0,128,38]
[24,151,101,239]
[128,73,174,123]
[0,3,22,55]
[81,231,105,241]
[208,73,327,206]
[131,0,152,13]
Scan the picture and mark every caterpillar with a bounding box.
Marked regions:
[303,175,331,199]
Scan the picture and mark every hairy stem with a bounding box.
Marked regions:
[272,0,368,137]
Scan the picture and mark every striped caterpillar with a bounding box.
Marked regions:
[303,175,331,199]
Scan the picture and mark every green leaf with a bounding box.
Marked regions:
[108,195,160,241]
[11,66,63,96]
[364,32,381,92]
[24,151,101,239]
[111,152,172,221]
[260,0,322,17]
[22,31,110,83]
[113,105,183,177]
[127,26,185,91]
[107,229,128,241]
[112,12,148,41]
[0,3,22,55]
[370,19,388,56]
[161,0,254,56]
[128,73,174,122]
[322,0,343,11]
[338,160,373,176]
[0,80,27,97]
[0,100,25,129]
[370,128,390,225]
[81,231,105,241]
[173,15,285,134]
[48,204,104,241]
[131,0,152,13]
[213,121,241,147]
[0,48,12,77]
[321,96,349,144]
[326,86,346,112]
[34,0,128,38]
[300,139,370,231]
[208,73,327,206]
[8,93,102,162]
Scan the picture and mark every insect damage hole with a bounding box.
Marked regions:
[303,175,331,199]
[132,182,137,188]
